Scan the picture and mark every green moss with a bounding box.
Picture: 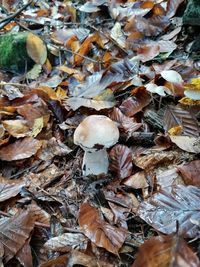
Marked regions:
[0,32,34,73]
[183,0,200,26]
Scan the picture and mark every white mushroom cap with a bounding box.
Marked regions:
[74,115,119,150]
[160,70,183,83]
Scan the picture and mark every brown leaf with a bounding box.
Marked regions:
[156,167,184,192]
[123,171,148,189]
[0,208,36,263]
[39,255,68,267]
[44,233,87,252]
[79,203,127,254]
[109,144,133,179]
[166,0,184,18]
[132,235,200,267]
[16,100,50,127]
[137,44,160,62]
[133,151,181,170]
[164,105,200,137]
[2,119,30,138]
[120,88,151,116]
[170,136,200,153]
[177,160,200,186]
[67,250,115,267]
[0,137,42,161]
[109,107,142,134]
[138,185,200,238]
[0,177,25,202]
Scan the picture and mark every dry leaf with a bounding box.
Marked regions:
[177,160,200,187]
[44,233,87,252]
[0,208,36,263]
[0,137,42,161]
[164,105,200,137]
[109,144,133,179]
[133,234,200,267]
[138,185,200,238]
[2,119,30,138]
[79,203,127,254]
[170,136,200,153]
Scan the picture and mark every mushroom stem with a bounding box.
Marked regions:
[82,148,109,176]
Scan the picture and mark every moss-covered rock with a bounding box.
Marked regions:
[183,0,200,26]
[0,32,34,73]
[0,31,47,74]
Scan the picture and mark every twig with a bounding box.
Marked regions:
[0,0,34,30]
[51,43,105,64]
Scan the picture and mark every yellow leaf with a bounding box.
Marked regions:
[179,97,200,105]
[191,77,200,85]
[168,125,182,136]
[56,87,67,101]
[58,65,85,81]
[93,89,114,101]
[30,117,44,137]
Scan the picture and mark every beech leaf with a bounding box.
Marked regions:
[0,208,36,263]
[138,185,200,238]
[0,137,42,161]
[133,235,200,267]
[109,144,133,179]
[79,203,127,255]
[164,105,200,137]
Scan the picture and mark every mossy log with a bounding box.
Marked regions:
[0,31,47,73]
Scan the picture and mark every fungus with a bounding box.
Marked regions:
[74,115,119,176]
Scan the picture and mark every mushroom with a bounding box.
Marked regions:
[74,115,119,176]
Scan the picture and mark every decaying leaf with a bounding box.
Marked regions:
[0,137,42,161]
[177,160,200,186]
[109,144,133,179]
[0,177,25,202]
[0,208,36,263]
[138,185,200,238]
[67,250,115,267]
[164,105,200,137]
[79,203,127,254]
[44,233,87,252]
[121,88,151,116]
[133,234,200,267]
[170,136,200,153]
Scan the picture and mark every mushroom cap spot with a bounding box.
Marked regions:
[74,115,119,149]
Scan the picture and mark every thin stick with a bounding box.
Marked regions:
[0,0,35,30]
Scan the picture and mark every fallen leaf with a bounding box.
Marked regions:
[123,171,148,189]
[170,136,200,153]
[132,234,200,267]
[79,203,127,254]
[109,144,133,179]
[2,119,30,138]
[177,160,200,186]
[0,177,25,202]
[0,208,36,263]
[166,0,185,18]
[67,250,115,267]
[138,185,200,238]
[44,233,87,252]
[164,105,200,137]
[0,137,42,161]
[121,88,151,116]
